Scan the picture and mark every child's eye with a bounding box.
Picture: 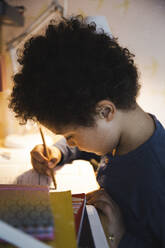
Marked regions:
[66,136,76,147]
[66,135,73,141]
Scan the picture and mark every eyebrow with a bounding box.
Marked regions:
[64,134,74,140]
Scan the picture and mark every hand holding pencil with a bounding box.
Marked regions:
[30,128,62,189]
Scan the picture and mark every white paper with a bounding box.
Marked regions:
[52,160,99,193]
[86,205,109,248]
[0,147,99,193]
[0,147,34,184]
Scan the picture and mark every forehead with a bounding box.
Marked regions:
[42,120,96,136]
[46,123,78,136]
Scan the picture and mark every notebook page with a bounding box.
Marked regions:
[0,147,99,193]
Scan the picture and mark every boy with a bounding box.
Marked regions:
[9,16,165,247]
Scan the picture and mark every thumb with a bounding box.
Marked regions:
[48,158,58,168]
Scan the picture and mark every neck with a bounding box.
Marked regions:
[116,104,155,156]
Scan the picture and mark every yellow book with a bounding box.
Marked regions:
[47,191,77,248]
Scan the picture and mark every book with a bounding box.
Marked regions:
[48,191,77,248]
[0,184,54,242]
[78,204,109,248]
[86,205,109,248]
[72,193,86,242]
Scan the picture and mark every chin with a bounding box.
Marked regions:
[94,151,105,156]
[82,149,100,156]
[79,147,105,156]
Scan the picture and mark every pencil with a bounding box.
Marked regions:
[38,126,57,189]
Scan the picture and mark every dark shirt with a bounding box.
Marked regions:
[55,115,165,248]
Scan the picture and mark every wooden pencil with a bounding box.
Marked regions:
[39,126,57,189]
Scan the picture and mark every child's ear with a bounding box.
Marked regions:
[96,100,116,121]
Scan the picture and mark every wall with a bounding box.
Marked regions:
[67,0,165,125]
[0,0,53,138]
[0,0,165,139]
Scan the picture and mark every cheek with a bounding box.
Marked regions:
[76,135,101,153]
[76,140,88,151]
[75,135,92,151]
[76,131,115,154]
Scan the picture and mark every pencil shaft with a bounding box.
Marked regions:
[50,169,57,189]
[39,127,49,157]
[39,126,57,189]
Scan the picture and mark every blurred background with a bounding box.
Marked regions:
[0,0,165,142]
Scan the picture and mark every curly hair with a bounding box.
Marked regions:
[9,16,140,128]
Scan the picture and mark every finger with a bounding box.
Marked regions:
[31,157,48,175]
[92,200,111,211]
[87,191,115,210]
[87,195,99,205]
[86,189,102,200]
[31,145,49,163]
[87,195,110,206]
[32,151,48,163]
[48,146,62,164]
[86,188,106,202]
[92,201,113,219]
[87,189,117,207]
[46,169,51,176]
[48,160,57,169]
